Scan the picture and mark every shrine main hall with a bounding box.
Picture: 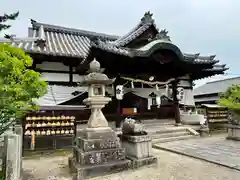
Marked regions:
[0,11,227,150]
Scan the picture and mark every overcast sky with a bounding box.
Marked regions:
[1,0,239,87]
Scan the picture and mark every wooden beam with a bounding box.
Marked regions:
[171,80,181,125]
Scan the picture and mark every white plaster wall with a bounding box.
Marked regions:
[36,62,69,71]
[41,73,69,82]
[179,80,192,87]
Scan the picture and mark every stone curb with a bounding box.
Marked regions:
[152,144,240,171]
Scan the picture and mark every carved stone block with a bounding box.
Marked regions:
[77,137,120,151]
[74,147,126,165]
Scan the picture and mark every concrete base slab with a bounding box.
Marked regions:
[153,137,240,171]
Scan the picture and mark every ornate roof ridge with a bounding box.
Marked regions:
[140,11,155,25]
[30,19,119,41]
[110,11,158,47]
[154,29,171,41]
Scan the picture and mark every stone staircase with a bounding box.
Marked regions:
[141,119,200,144]
[79,119,200,144]
[151,127,199,144]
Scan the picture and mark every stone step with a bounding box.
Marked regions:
[154,127,188,134]
[142,119,174,123]
[152,134,198,144]
[143,121,175,126]
[151,131,190,139]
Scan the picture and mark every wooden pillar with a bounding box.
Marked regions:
[172,80,181,125]
[31,60,37,70]
[69,66,73,83]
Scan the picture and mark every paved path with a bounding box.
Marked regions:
[23,137,240,180]
[153,134,240,171]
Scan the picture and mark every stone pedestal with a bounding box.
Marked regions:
[69,128,130,179]
[199,127,210,137]
[227,125,240,141]
[120,135,157,169]
[4,134,22,180]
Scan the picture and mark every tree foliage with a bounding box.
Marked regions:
[0,11,19,32]
[0,44,48,135]
[218,84,240,114]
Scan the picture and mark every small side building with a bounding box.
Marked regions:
[194,76,240,105]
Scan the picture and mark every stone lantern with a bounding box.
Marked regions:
[82,58,114,130]
[69,58,130,180]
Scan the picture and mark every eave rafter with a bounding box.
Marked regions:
[183,53,219,65]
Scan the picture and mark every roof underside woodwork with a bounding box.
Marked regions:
[0,11,227,80]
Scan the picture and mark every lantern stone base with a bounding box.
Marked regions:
[227,125,240,141]
[120,134,157,169]
[69,128,131,179]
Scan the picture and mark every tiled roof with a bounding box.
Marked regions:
[30,19,118,41]
[35,85,87,106]
[95,39,225,67]
[183,53,219,64]
[94,40,132,56]
[194,96,219,103]
[1,19,118,59]
[204,64,228,72]
[193,76,240,96]
[110,11,158,47]
[0,11,227,77]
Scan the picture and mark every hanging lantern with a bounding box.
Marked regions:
[177,87,184,101]
[131,81,134,89]
[116,85,124,100]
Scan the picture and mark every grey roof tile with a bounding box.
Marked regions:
[0,13,228,79]
[30,19,118,41]
[204,64,228,72]
[183,53,219,64]
[1,19,119,59]
[12,27,91,58]
[193,76,240,96]
[94,40,132,56]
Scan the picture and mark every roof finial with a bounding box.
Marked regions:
[30,19,37,25]
[4,34,16,41]
[141,11,154,24]
[155,29,171,41]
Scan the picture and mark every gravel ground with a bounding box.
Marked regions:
[22,148,240,180]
